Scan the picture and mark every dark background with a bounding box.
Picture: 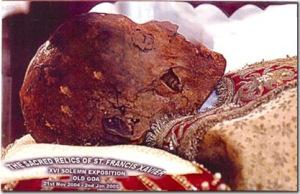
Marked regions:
[1,1,294,147]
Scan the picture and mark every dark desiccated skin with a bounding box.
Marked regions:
[20,13,226,145]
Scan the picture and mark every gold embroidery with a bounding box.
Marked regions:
[171,175,197,190]
[137,175,162,191]
[2,181,19,191]
[145,56,297,161]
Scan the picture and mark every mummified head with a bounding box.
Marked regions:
[20,13,225,145]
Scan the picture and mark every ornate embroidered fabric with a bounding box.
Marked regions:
[146,56,297,154]
[145,56,297,190]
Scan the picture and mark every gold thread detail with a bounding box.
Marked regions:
[137,175,162,191]
[171,175,197,191]
[2,181,19,191]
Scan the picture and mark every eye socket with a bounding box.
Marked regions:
[103,117,132,136]
[160,68,183,92]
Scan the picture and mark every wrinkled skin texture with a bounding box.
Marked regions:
[20,13,226,145]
